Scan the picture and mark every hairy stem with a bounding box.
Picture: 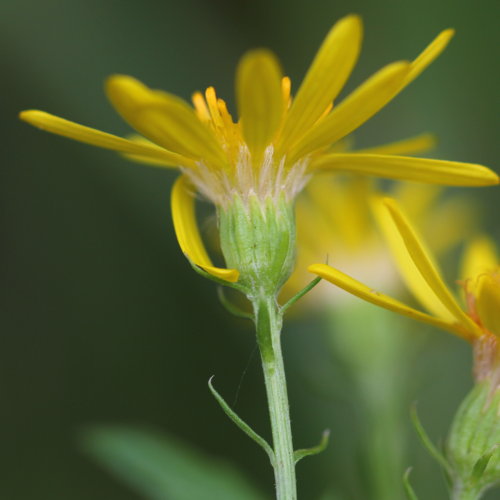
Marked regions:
[254,295,297,500]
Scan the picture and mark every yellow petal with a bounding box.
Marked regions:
[236,49,283,157]
[171,176,239,282]
[117,135,185,167]
[287,30,453,159]
[19,110,192,167]
[311,154,499,186]
[405,29,454,84]
[461,236,498,281]
[106,75,226,168]
[307,263,471,339]
[371,195,456,321]
[476,273,500,336]
[277,15,362,152]
[382,198,480,335]
[354,133,436,156]
[289,61,411,160]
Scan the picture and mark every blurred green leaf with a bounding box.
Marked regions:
[403,468,419,500]
[81,426,267,500]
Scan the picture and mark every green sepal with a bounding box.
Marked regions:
[293,429,330,464]
[410,404,453,479]
[446,381,500,495]
[472,446,499,483]
[208,376,275,465]
[217,287,253,320]
[280,276,322,315]
[403,468,419,500]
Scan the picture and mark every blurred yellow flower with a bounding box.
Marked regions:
[309,199,500,381]
[20,15,498,283]
[283,134,478,305]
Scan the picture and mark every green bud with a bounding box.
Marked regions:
[218,194,295,298]
[447,380,500,498]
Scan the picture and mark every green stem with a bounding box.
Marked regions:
[254,296,297,500]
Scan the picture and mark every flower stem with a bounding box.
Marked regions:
[254,295,297,500]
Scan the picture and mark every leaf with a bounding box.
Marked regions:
[217,287,253,320]
[81,426,267,500]
[403,468,419,500]
[294,430,330,464]
[280,276,322,314]
[410,404,453,477]
[208,376,275,464]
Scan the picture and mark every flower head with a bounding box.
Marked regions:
[309,198,500,384]
[20,15,498,284]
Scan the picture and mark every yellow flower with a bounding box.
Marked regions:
[308,199,500,381]
[20,15,498,283]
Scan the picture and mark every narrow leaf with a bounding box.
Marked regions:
[403,468,419,500]
[410,404,453,476]
[294,429,330,464]
[217,287,253,320]
[281,276,322,314]
[208,377,275,464]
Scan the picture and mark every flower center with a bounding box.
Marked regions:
[182,145,310,208]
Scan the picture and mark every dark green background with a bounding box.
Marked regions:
[2,0,498,498]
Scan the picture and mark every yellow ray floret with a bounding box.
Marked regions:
[277,14,362,153]
[311,154,499,186]
[19,110,193,167]
[370,195,456,321]
[106,75,227,169]
[171,176,239,282]
[307,263,469,339]
[236,49,283,158]
[382,198,481,334]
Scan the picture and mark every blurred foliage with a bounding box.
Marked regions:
[1,0,498,499]
[82,426,266,499]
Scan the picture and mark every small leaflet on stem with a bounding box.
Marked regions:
[217,287,254,320]
[293,429,330,464]
[280,276,322,314]
[403,468,419,500]
[410,403,453,478]
[208,376,275,465]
